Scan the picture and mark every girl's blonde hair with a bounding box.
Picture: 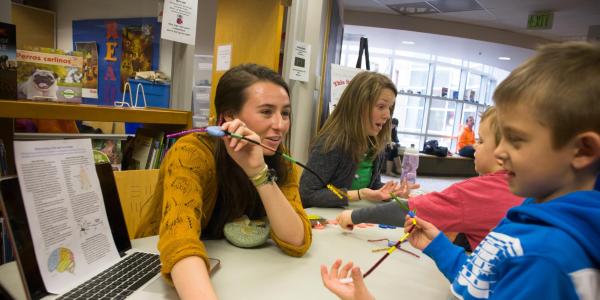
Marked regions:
[480,106,501,145]
[316,71,397,162]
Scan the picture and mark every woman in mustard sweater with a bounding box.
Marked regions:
[149,64,312,299]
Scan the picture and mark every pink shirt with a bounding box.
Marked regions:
[408,170,523,249]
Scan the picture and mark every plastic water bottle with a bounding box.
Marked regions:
[401,144,419,184]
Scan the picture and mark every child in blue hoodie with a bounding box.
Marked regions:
[321,41,600,300]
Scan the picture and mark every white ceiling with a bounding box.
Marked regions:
[342,0,600,41]
[343,25,535,71]
[341,0,600,71]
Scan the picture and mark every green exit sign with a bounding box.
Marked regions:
[528,12,553,29]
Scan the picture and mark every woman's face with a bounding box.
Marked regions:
[366,88,395,136]
[233,81,291,156]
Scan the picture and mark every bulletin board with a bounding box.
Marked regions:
[72,17,160,105]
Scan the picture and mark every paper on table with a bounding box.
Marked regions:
[13,139,120,294]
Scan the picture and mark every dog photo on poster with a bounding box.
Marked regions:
[16,48,83,103]
[72,18,160,106]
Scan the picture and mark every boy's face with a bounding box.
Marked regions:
[494,103,575,202]
[473,118,499,175]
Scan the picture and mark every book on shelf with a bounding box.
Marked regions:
[0,22,17,101]
[0,139,8,176]
[0,217,15,264]
[16,47,83,103]
[122,127,172,170]
[91,138,123,171]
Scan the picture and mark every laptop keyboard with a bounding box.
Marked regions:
[57,252,161,300]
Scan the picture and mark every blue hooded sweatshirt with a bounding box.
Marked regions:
[423,182,600,299]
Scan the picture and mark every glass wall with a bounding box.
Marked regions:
[340,43,510,152]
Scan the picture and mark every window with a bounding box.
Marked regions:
[465,72,482,102]
[394,95,425,133]
[437,56,462,66]
[432,65,461,98]
[397,133,424,151]
[434,137,453,149]
[469,61,484,72]
[393,59,430,95]
[370,56,391,75]
[394,50,431,60]
[427,99,456,136]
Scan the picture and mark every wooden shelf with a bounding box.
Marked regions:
[0,100,192,128]
[0,100,193,176]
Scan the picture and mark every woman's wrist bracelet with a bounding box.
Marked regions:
[248,164,276,187]
[357,188,362,200]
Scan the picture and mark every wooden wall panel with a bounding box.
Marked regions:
[209,0,285,123]
[11,3,55,49]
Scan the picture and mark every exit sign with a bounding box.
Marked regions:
[528,12,553,29]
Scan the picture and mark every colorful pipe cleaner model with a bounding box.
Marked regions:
[362,210,417,278]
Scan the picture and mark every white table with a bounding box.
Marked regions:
[0,205,451,300]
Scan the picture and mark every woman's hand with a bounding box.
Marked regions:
[405,215,440,251]
[320,259,375,300]
[220,119,265,176]
[336,210,354,230]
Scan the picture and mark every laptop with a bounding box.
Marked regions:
[0,163,217,300]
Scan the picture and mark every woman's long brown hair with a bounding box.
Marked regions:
[203,64,292,238]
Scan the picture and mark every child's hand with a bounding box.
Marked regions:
[405,215,440,251]
[320,259,375,300]
[391,179,421,199]
[397,178,421,198]
[336,210,354,230]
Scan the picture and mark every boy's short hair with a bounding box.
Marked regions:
[493,42,600,148]
[480,106,500,145]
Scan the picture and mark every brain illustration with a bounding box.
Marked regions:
[47,247,75,273]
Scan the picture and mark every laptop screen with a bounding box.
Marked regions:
[0,163,132,300]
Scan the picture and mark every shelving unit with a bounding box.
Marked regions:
[0,100,192,175]
[396,91,489,107]
[0,100,192,126]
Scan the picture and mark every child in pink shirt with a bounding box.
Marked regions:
[336,106,523,249]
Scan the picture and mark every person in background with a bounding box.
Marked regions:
[300,71,403,208]
[335,106,523,250]
[322,41,600,300]
[384,118,402,177]
[458,115,476,158]
[140,64,312,299]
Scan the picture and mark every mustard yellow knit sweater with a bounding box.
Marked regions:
[144,133,312,281]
